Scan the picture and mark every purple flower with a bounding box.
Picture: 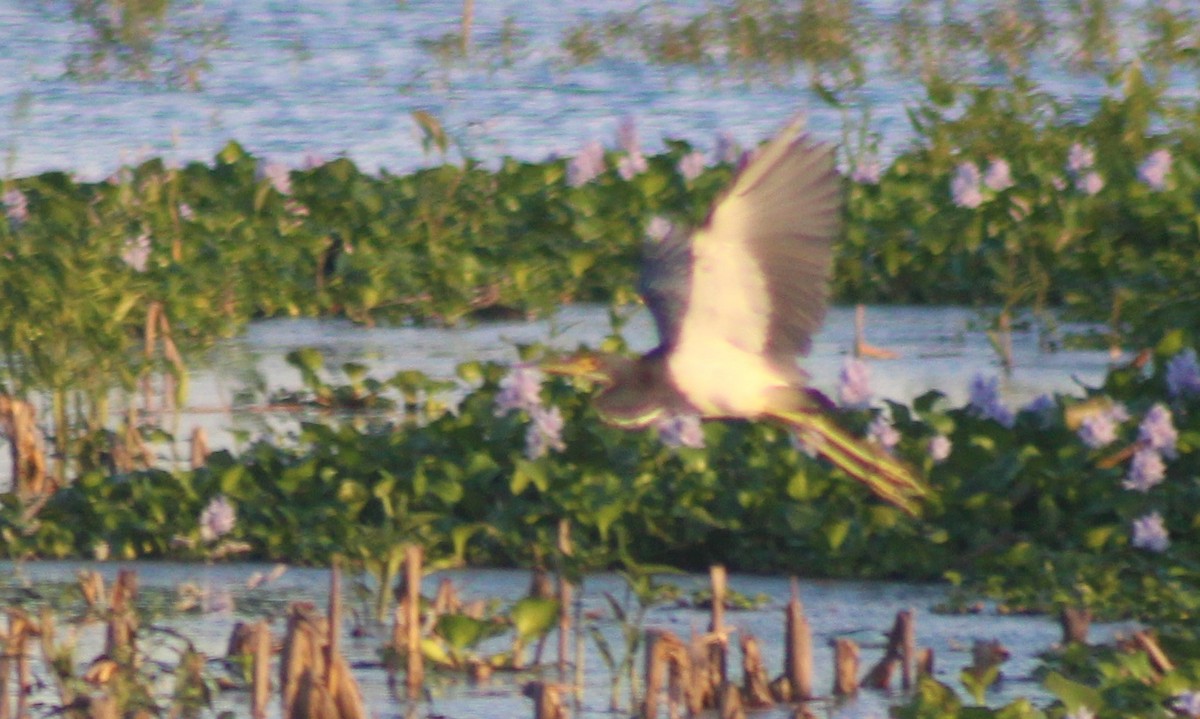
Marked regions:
[928,435,952,463]
[851,157,882,184]
[1022,393,1057,417]
[646,216,673,243]
[1066,143,1095,175]
[525,405,566,460]
[618,152,648,181]
[1123,448,1166,492]
[178,202,195,220]
[867,415,900,453]
[967,374,1014,427]
[677,151,706,182]
[1078,412,1119,449]
[199,495,236,542]
[1173,691,1200,717]
[122,233,152,272]
[715,131,740,164]
[838,357,872,409]
[568,140,606,187]
[983,159,1014,191]
[656,414,705,449]
[950,162,984,208]
[495,365,543,416]
[257,161,292,196]
[616,116,640,155]
[1132,511,1169,552]
[1138,403,1178,458]
[1166,349,1200,399]
[2,188,28,225]
[1137,149,1172,191]
[1074,171,1104,195]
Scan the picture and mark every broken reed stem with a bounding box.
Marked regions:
[708,565,728,689]
[784,578,813,700]
[740,634,773,708]
[523,681,566,719]
[190,426,210,469]
[1060,606,1092,645]
[641,629,669,719]
[405,545,423,700]
[833,638,859,696]
[556,519,572,680]
[251,620,271,719]
[716,681,745,719]
[327,560,341,692]
[39,607,72,709]
[1132,630,1174,674]
[0,395,51,501]
[863,609,916,690]
[105,569,138,658]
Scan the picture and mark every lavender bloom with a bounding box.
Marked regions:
[838,357,872,409]
[618,152,648,181]
[1075,171,1104,196]
[851,157,882,184]
[1173,691,1200,717]
[656,414,706,449]
[1166,349,1200,399]
[677,151,706,182]
[867,414,900,453]
[715,131,740,164]
[199,495,236,542]
[2,188,28,225]
[983,158,1014,191]
[495,365,543,416]
[1138,403,1178,458]
[1022,393,1056,417]
[1066,143,1095,174]
[568,140,606,187]
[258,161,292,195]
[1078,412,1119,449]
[646,216,673,243]
[178,202,195,220]
[122,233,152,272]
[967,374,1014,427]
[928,435,952,463]
[950,162,984,208]
[1123,448,1166,492]
[1138,148,1172,191]
[525,405,566,460]
[1132,511,1170,552]
[616,116,640,155]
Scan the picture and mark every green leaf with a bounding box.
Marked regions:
[1042,671,1100,715]
[434,614,491,652]
[510,597,559,640]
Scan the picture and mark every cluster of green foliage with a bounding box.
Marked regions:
[4,330,1198,627]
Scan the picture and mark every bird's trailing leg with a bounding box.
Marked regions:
[768,408,925,516]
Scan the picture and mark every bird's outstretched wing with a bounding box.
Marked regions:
[675,117,841,365]
[638,221,692,347]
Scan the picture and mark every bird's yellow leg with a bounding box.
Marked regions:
[767,408,926,516]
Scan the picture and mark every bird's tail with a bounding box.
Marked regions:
[767,408,926,516]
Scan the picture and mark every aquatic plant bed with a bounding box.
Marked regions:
[0,560,1170,719]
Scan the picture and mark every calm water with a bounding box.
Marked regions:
[0,561,1136,719]
[173,303,1114,454]
[0,0,1152,180]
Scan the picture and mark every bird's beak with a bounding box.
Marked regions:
[540,354,608,383]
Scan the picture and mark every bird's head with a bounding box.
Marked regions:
[538,351,626,386]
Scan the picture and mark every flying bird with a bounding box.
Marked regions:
[544,116,925,514]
